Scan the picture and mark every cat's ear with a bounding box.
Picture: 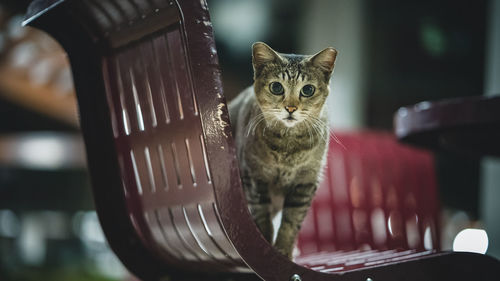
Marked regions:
[252,42,283,72]
[309,47,338,74]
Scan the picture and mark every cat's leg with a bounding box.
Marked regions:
[250,201,273,243]
[243,174,273,243]
[275,183,317,259]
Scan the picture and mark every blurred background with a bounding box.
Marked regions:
[0,0,498,280]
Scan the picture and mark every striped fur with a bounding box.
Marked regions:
[229,42,337,259]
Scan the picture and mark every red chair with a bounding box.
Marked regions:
[24,0,500,280]
[297,132,441,270]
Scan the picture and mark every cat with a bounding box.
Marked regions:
[228,42,337,259]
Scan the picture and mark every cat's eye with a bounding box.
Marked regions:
[301,84,315,97]
[269,82,284,95]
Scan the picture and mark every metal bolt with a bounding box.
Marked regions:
[291,274,302,281]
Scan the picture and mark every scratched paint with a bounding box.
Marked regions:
[216,102,229,138]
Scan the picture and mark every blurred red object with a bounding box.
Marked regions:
[298,131,440,255]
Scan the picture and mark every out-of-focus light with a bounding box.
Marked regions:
[18,135,66,169]
[72,211,127,278]
[387,212,402,238]
[419,21,447,57]
[371,208,386,245]
[78,211,106,244]
[9,42,38,68]
[423,226,433,250]
[7,15,27,40]
[453,228,488,254]
[0,133,86,170]
[41,211,69,239]
[211,0,271,53]
[406,215,420,248]
[19,214,46,265]
[0,209,20,238]
[94,251,127,279]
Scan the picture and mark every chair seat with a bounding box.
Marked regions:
[297,249,436,273]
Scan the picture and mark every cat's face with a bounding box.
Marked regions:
[252,42,337,128]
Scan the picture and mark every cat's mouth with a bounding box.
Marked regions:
[282,116,299,127]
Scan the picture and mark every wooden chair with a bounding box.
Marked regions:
[24,1,500,280]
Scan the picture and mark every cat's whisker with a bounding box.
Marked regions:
[329,129,346,150]
[255,118,267,136]
[246,113,267,136]
[304,112,345,149]
[310,120,322,142]
[314,120,329,142]
[307,122,313,146]
[310,121,325,143]
[245,116,261,136]
[303,119,314,149]
[273,119,279,129]
[304,114,323,137]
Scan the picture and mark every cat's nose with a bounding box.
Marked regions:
[285,106,297,114]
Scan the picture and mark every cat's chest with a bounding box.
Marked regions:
[246,145,317,185]
[252,144,311,169]
[255,136,313,162]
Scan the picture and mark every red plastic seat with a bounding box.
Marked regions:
[24,1,500,280]
[298,132,440,255]
[296,132,442,273]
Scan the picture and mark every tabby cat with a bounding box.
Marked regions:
[228,42,337,259]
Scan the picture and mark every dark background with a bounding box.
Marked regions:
[0,0,496,280]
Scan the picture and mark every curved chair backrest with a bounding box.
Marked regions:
[24,0,292,280]
[25,1,500,281]
[298,132,440,255]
